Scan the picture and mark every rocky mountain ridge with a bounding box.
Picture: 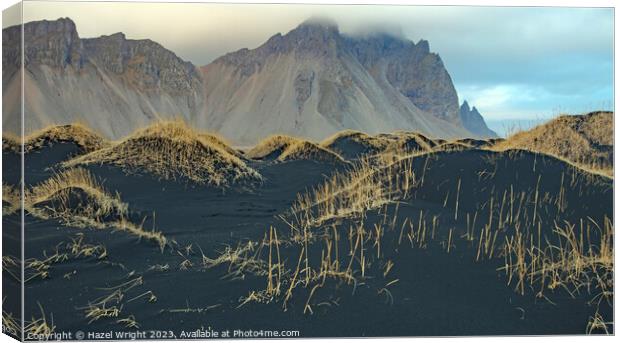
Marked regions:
[3,17,496,144]
[459,101,498,138]
[2,18,204,139]
[201,19,481,144]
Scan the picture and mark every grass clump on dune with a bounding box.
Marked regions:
[382,132,436,154]
[247,134,346,164]
[197,132,244,159]
[26,167,127,221]
[456,137,504,148]
[1,301,55,340]
[3,123,109,153]
[2,183,20,216]
[320,130,390,159]
[286,153,417,234]
[433,141,473,152]
[494,111,613,176]
[279,141,347,163]
[245,135,298,160]
[321,130,439,160]
[23,234,108,282]
[2,299,20,339]
[501,217,613,302]
[63,120,261,187]
[25,168,167,250]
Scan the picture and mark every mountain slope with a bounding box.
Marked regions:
[200,19,487,145]
[2,18,205,139]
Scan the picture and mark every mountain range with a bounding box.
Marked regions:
[2,17,497,145]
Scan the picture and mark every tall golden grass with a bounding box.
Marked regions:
[246,134,346,163]
[63,120,261,187]
[320,130,436,160]
[284,152,419,236]
[493,111,613,177]
[3,123,109,153]
[25,168,167,250]
[500,217,613,302]
[2,183,20,216]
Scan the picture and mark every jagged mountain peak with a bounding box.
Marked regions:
[23,16,77,31]
[80,30,202,95]
[214,17,434,69]
[2,17,83,70]
[5,17,79,42]
[93,32,127,41]
[459,100,498,138]
[201,17,481,144]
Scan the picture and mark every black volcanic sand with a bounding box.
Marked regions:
[3,144,22,341]
[3,145,614,339]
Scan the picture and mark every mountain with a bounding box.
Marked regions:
[3,17,496,145]
[2,18,204,139]
[459,101,498,138]
[201,19,483,145]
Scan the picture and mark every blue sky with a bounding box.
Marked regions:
[8,2,615,136]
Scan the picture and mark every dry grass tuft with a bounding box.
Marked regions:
[2,183,20,216]
[25,168,167,249]
[456,137,503,148]
[24,234,108,282]
[321,130,436,160]
[320,130,391,159]
[500,217,613,303]
[26,168,127,221]
[80,276,145,324]
[494,111,613,176]
[63,120,261,187]
[2,255,21,282]
[279,141,347,164]
[247,134,346,163]
[433,141,473,152]
[2,298,20,338]
[245,135,298,160]
[24,303,56,339]
[285,154,418,234]
[381,132,436,154]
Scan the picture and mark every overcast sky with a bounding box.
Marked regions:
[4,1,614,134]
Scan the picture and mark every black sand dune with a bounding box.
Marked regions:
[2,126,614,339]
[320,131,388,160]
[246,135,347,165]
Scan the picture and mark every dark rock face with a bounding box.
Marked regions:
[24,18,84,69]
[215,20,461,125]
[3,18,83,78]
[2,18,205,139]
[294,69,315,113]
[344,34,460,124]
[215,19,342,69]
[2,18,202,96]
[459,101,498,138]
[82,33,202,95]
